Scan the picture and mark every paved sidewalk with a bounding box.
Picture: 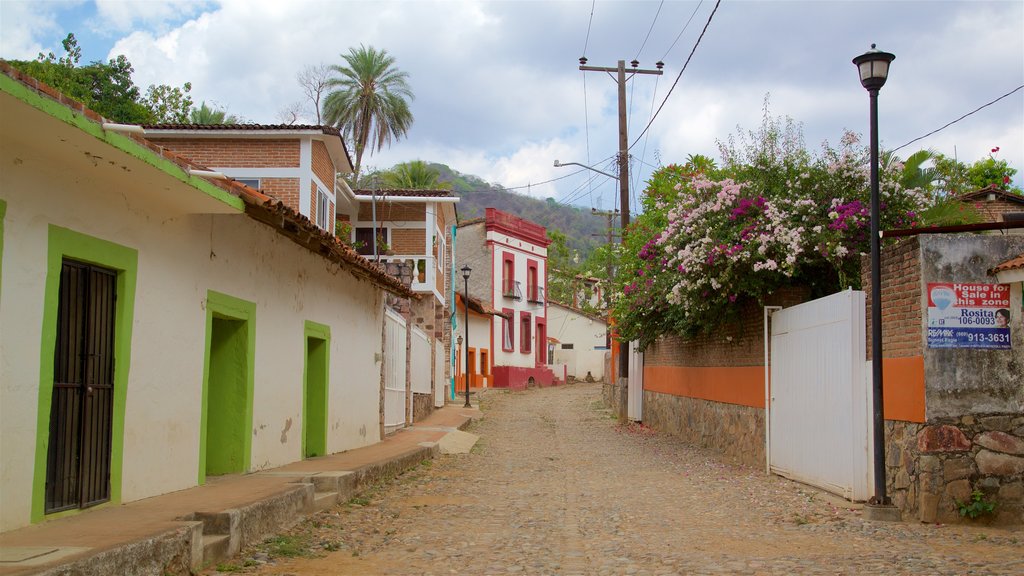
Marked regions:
[0,405,480,576]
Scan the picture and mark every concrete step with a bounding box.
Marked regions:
[202,533,231,566]
[313,491,338,512]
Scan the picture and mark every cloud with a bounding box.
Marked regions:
[92,0,210,33]
[0,1,73,60]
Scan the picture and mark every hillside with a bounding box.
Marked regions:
[428,163,608,258]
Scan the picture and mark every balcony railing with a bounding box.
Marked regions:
[503,280,522,300]
[527,285,545,304]
[377,254,435,293]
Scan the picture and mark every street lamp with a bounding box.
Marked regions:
[461,265,472,408]
[853,44,896,514]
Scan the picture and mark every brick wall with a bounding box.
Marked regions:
[862,236,923,359]
[359,202,425,222]
[148,138,300,168]
[309,182,317,226]
[644,286,810,368]
[390,228,425,254]
[967,198,1024,223]
[259,178,301,210]
[311,140,335,187]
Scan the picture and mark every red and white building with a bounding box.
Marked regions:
[455,208,557,389]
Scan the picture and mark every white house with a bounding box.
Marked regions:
[546,301,609,382]
[0,64,412,531]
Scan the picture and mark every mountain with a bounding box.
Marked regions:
[428,163,608,258]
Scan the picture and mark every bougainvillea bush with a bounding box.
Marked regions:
[614,112,933,349]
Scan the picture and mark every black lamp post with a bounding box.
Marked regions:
[461,265,472,407]
[853,44,895,507]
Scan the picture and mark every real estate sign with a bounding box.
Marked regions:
[926,283,1011,349]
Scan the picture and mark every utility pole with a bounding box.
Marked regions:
[579,57,662,379]
[578,58,663,232]
[591,207,619,294]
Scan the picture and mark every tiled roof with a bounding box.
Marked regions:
[143,123,342,136]
[457,217,485,228]
[548,300,607,324]
[458,294,509,318]
[957,184,1024,205]
[990,253,1024,275]
[354,189,455,198]
[1,62,413,299]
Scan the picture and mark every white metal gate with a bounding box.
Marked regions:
[769,289,871,501]
[627,341,644,422]
[383,308,408,431]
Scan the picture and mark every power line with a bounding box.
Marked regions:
[660,1,704,61]
[630,0,721,150]
[634,0,665,61]
[581,0,596,57]
[890,84,1024,154]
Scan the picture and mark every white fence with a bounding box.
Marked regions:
[383,307,408,431]
[768,289,871,501]
[627,341,644,422]
[410,326,431,395]
[434,343,446,408]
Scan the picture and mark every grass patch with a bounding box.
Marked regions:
[264,534,309,558]
[215,563,242,572]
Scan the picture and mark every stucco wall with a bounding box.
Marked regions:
[546,304,607,380]
[0,159,384,531]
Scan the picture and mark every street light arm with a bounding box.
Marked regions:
[553,160,617,180]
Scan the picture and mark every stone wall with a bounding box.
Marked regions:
[886,414,1024,525]
[412,393,434,422]
[643,390,765,468]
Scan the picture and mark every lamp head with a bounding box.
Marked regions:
[852,44,895,92]
[461,265,472,280]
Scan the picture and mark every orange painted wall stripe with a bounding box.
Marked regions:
[644,365,765,408]
[644,355,926,422]
[881,356,925,423]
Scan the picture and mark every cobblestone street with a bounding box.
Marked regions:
[221,383,1022,575]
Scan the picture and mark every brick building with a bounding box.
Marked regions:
[144,124,350,232]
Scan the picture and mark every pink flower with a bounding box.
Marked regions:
[991,147,1000,153]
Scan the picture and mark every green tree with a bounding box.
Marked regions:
[9,33,193,125]
[142,83,193,123]
[381,160,448,189]
[323,45,414,181]
[189,101,239,125]
[932,153,1021,196]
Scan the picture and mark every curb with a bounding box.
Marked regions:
[29,442,443,575]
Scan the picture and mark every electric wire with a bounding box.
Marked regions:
[581,0,597,208]
[633,0,665,61]
[659,1,704,62]
[627,0,665,140]
[629,0,721,150]
[559,169,609,206]
[890,84,1024,154]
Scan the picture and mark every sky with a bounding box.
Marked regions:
[2,0,1022,213]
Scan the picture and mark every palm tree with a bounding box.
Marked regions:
[381,160,449,189]
[190,101,238,124]
[323,45,414,181]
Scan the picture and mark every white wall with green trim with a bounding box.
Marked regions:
[0,84,386,532]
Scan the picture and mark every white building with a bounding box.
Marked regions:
[0,65,411,531]
[546,301,609,382]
